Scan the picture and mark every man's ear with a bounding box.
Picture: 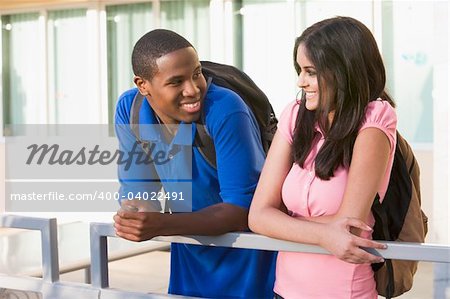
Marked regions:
[134,76,150,96]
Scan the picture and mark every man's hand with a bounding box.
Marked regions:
[113,209,163,242]
[319,217,387,264]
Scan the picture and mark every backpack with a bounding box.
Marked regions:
[371,132,428,298]
[130,60,278,168]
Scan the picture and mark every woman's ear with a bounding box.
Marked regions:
[134,76,150,96]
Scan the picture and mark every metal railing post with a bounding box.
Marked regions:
[90,222,114,288]
[0,215,60,282]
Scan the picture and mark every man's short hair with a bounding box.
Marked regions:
[132,29,194,80]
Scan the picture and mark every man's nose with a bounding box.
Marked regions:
[182,80,200,97]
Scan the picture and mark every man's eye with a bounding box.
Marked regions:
[193,72,201,79]
[169,80,182,85]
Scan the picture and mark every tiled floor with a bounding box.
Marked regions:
[60,250,435,298]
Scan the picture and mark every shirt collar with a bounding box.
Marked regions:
[138,99,195,146]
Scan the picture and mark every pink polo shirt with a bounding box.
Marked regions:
[275,99,397,299]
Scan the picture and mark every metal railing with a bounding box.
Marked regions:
[1,215,450,299]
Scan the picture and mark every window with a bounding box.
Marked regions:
[381,1,435,143]
[47,9,92,124]
[160,0,211,59]
[1,13,43,125]
[239,0,297,116]
[106,2,153,124]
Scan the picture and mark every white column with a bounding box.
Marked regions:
[0,17,5,212]
[0,142,4,213]
[209,0,226,63]
[433,1,449,298]
[86,5,103,124]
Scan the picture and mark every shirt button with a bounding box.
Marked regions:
[168,154,174,159]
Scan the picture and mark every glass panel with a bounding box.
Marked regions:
[160,0,210,60]
[106,2,153,124]
[241,0,296,116]
[1,13,43,126]
[294,0,373,32]
[47,9,91,124]
[382,1,435,143]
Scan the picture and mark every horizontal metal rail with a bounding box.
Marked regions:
[90,222,450,290]
[91,222,450,261]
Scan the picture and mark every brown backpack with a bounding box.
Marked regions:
[371,132,428,298]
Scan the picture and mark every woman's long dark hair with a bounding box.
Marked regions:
[293,16,395,180]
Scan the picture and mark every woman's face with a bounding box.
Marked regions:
[296,44,320,111]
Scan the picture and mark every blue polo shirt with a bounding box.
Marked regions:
[115,83,276,298]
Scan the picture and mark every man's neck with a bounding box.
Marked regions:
[155,113,179,142]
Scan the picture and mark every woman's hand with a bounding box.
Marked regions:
[318,217,386,264]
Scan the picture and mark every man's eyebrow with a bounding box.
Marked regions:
[165,75,184,83]
[165,66,202,83]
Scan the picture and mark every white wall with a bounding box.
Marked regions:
[0,142,5,213]
[414,149,434,242]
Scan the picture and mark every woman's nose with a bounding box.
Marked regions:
[297,73,307,88]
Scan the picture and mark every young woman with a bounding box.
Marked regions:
[249,17,397,298]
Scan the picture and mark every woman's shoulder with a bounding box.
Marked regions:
[362,99,397,129]
[281,100,300,117]
[359,98,398,151]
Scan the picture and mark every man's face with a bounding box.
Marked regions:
[135,47,207,124]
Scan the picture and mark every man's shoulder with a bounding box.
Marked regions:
[204,83,250,121]
[115,88,140,124]
[117,88,140,110]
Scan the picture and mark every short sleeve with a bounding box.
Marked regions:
[205,84,266,209]
[213,111,265,209]
[278,100,300,144]
[359,99,397,153]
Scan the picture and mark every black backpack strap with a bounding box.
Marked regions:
[130,91,146,147]
[195,122,216,168]
[372,195,395,299]
[194,77,217,169]
[200,60,278,154]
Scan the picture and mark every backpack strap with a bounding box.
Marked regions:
[194,77,217,169]
[194,121,216,169]
[372,196,395,299]
[130,91,148,150]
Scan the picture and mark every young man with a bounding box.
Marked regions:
[113,29,276,298]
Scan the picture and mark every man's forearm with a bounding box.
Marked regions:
[114,202,249,241]
[158,203,249,236]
